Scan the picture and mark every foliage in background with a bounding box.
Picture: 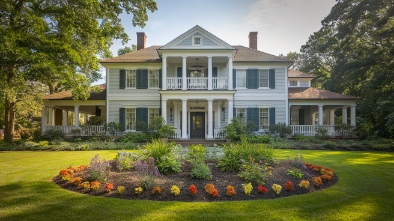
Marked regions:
[268,123,292,138]
[220,118,255,140]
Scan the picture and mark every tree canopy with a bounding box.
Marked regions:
[0,0,157,143]
[118,44,137,56]
[297,0,394,138]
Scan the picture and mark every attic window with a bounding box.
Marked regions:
[289,81,298,87]
[193,36,201,45]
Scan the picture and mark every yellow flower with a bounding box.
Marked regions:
[171,185,181,196]
[242,183,253,195]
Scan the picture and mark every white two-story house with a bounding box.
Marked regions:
[42,25,358,138]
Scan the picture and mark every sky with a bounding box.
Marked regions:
[98,0,336,84]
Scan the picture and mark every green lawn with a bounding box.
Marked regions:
[1,150,393,221]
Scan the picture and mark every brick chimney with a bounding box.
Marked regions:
[248,32,258,50]
[137,32,146,50]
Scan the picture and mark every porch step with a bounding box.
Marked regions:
[170,138,226,147]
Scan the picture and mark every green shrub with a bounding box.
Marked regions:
[144,140,181,174]
[221,118,255,140]
[286,154,305,169]
[191,161,212,180]
[121,132,148,143]
[114,151,141,171]
[268,123,292,138]
[42,129,65,141]
[238,158,268,185]
[186,144,206,163]
[287,168,304,179]
[248,135,271,144]
[156,154,182,174]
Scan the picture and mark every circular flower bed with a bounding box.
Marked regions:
[54,158,337,202]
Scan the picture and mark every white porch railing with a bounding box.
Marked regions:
[291,125,355,137]
[170,129,182,139]
[44,126,107,136]
[214,129,225,139]
[166,77,228,90]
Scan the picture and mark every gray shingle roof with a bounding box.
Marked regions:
[288,70,314,78]
[100,46,161,63]
[232,45,292,62]
[289,87,359,100]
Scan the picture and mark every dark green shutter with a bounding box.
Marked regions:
[233,69,236,89]
[212,67,218,77]
[299,109,305,125]
[136,69,148,89]
[159,69,162,88]
[246,69,259,89]
[269,107,275,125]
[177,67,182,77]
[119,108,126,131]
[136,108,148,131]
[119,70,126,89]
[269,69,275,89]
[233,108,236,118]
[247,108,259,131]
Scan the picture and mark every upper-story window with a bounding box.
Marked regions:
[259,70,269,87]
[126,70,136,88]
[236,70,246,87]
[289,80,298,87]
[149,70,159,87]
[193,35,202,46]
[125,69,160,89]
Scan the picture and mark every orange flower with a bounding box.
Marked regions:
[204,183,215,193]
[210,188,218,197]
[91,181,101,191]
[189,184,197,195]
[152,186,162,195]
[105,183,114,192]
[312,176,322,187]
[226,185,236,196]
[70,177,82,185]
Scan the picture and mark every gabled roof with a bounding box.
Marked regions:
[159,25,235,50]
[233,45,292,62]
[289,87,359,100]
[288,70,314,78]
[44,85,106,100]
[100,46,161,63]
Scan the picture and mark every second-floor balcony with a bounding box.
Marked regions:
[166,77,229,90]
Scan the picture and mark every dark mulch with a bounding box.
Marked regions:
[53,160,337,202]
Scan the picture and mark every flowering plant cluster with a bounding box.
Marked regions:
[70,177,82,185]
[151,186,162,195]
[117,186,125,194]
[284,181,294,191]
[226,185,236,197]
[312,176,322,187]
[59,169,73,181]
[210,188,219,197]
[189,184,197,195]
[272,184,282,195]
[306,162,335,185]
[88,155,110,183]
[90,181,101,191]
[242,183,253,195]
[135,187,143,195]
[171,185,180,196]
[204,183,215,193]
[257,185,269,194]
[67,165,87,173]
[79,181,91,190]
[105,183,114,192]
[299,180,310,189]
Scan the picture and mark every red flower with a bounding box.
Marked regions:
[105,183,114,192]
[321,174,333,181]
[210,188,219,197]
[257,185,269,193]
[189,184,197,195]
[284,181,294,191]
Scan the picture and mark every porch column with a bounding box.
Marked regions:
[162,56,167,90]
[318,105,324,126]
[228,100,233,124]
[74,105,80,127]
[48,107,54,126]
[207,99,213,139]
[329,109,335,126]
[41,105,47,133]
[181,99,188,139]
[173,101,178,129]
[228,56,233,90]
[62,110,68,126]
[208,56,212,90]
[216,101,222,129]
[182,56,187,90]
[342,107,348,125]
[350,105,356,126]
[162,99,167,124]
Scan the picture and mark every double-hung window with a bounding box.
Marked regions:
[149,108,159,123]
[236,108,247,125]
[236,69,246,88]
[149,70,159,88]
[126,70,136,88]
[126,108,136,130]
[259,108,269,130]
[259,70,269,88]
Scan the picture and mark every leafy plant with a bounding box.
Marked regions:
[221,118,255,140]
[238,158,268,185]
[113,151,141,171]
[88,154,110,182]
[272,184,282,195]
[268,123,292,138]
[42,129,65,141]
[242,183,253,195]
[144,140,181,174]
[287,154,305,169]
[136,157,160,190]
[121,132,148,143]
[287,168,304,179]
[171,185,181,196]
[299,180,310,189]
[156,154,182,174]
[186,144,206,163]
[107,121,122,136]
[191,161,212,180]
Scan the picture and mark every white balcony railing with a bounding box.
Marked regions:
[44,126,107,136]
[166,77,228,90]
[291,125,355,137]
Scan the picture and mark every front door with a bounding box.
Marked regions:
[190,112,205,138]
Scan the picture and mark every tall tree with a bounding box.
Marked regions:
[298,0,394,138]
[118,44,137,56]
[0,0,157,143]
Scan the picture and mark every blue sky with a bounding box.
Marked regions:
[110,0,336,56]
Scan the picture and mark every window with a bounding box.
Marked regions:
[236,70,246,87]
[259,108,269,130]
[236,108,246,125]
[149,108,159,123]
[194,37,201,45]
[149,70,159,87]
[259,70,269,87]
[126,70,136,88]
[299,81,309,87]
[126,109,136,130]
[289,81,298,87]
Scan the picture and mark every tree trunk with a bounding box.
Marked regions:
[3,98,15,144]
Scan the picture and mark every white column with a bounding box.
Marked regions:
[173,101,178,129]
[41,105,47,133]
[342,107,348,125]
[208,56,212,90]
[181,99,188,139]
[329,109,335,126]
[74,105,80,127]
[228,100,233,124]
[162,99,167,124]
[162,56,167,90]
[228,56,233,90]
[318,105,324,126]
[216,101,222,129]
[182,56,187,90]
[350,105,356,126]
[48,107,54,126]
[207,99,213,139]
[62,110,68,126]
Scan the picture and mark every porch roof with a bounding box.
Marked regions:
[289,87,359,100]
[43,85,106,100]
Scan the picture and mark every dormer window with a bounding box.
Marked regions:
[193,36,202,45]
[289,81,298,87]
